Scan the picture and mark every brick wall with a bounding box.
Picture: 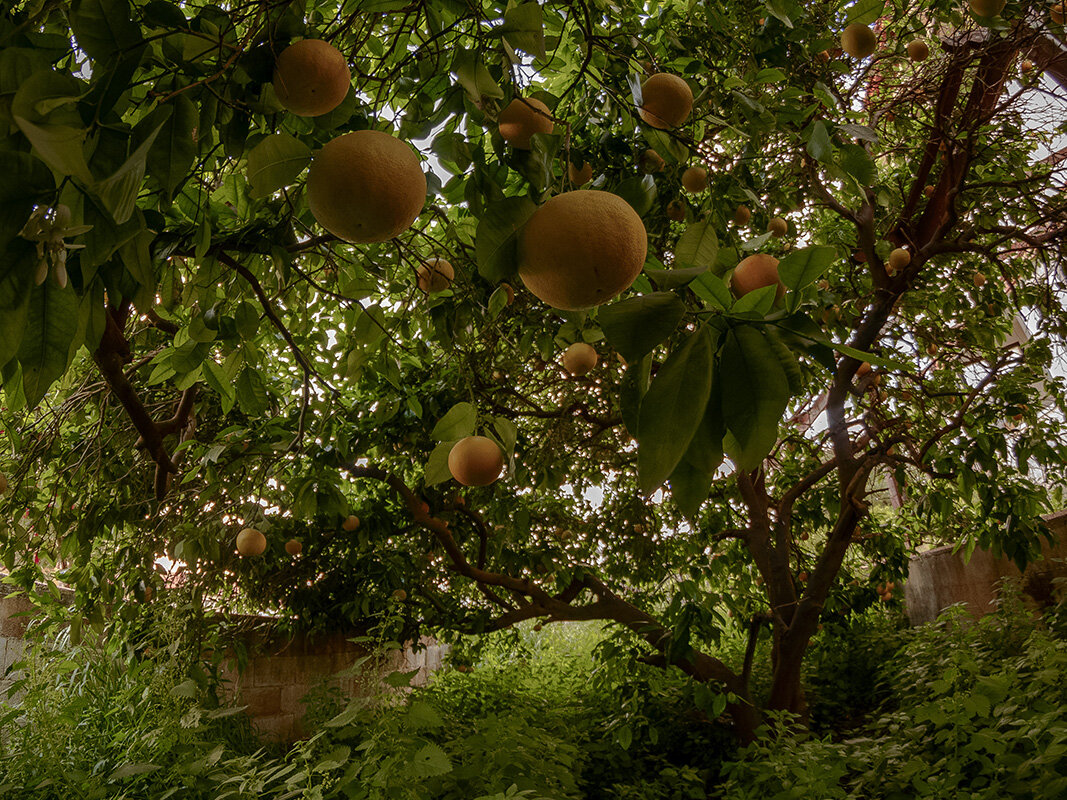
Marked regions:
[218,627,446,741]
[0,594,444,743]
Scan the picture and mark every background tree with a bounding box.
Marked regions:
[1,0,1066,742]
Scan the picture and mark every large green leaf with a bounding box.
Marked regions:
[69,0,142,61]
[246,133,312,199]
[614,175,657,217]
[599,292,685,364]
[675,218,719,269]
[142,94,198,199]
[499,2,546,60]
[431,402,477,441]
[0,150,55,251]
[13,118,93,184]
[93,119,165,223]
[0,241,38,369]
[720,324,791,472]
[846,0,886,25]
[668,458,715,518]
[777,246,836,292]
[452,49,503,103]
[475,196,536,282]
[18,280,80,408]
[637,325,716,493]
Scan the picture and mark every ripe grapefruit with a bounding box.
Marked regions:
[519,190,648,310]
[285,539,302,556]
[236,528,267,556]
[562,342,598,376]
[417,258,454,293]
[906,40,929,62]
[638,73,693,129]
[273,39,351,117]
[448,436,505,486]
[733,205,751,226]
[969,0,1006,17]
[640,148,665,174]
[731,254,783,300]
[307,130,426,243]
[342,515,361,532]
[681,166,707,193]
[499,97,554,149]
[568,160,593,186]
[888,248,911,272]
[841,23,876,59]
[767,217,788,238]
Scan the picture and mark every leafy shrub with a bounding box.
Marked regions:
[716,588,1067,799]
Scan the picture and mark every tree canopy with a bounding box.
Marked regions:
[2,0,1067,739]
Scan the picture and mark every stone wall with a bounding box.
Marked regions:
[904,511,1067,625]
[0,593,444,743]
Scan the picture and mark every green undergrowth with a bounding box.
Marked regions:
[1,584,1066,799]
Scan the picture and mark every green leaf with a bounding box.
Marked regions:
[431,402,477,441]
[837,143,876,188]
[645,265,707,290]
[13,117,93,184]
[720,325,791,472]
[637,325,716,493]
[499,3,546,60]
[668,458,714,517]
[406,700,444,730]
[614,175,657,217]
[143,95,198,199]
[109,763,160,780]
[730,284,778,317]
[94,119,165,224]
[69,0,142,61]
[18,280,80,408]
[599,292,685,364]
[246,133,312,199]
[203,359,235,414]
[0,241,38,369]
[682,378,725,475]
[691,271,733,311]
[409,742,452,778]
[452,49,504,103]
[675,219,719,269]
[805,120,832,164]
[315,745,351,772]
[235,368,269,415]
[475,196,536,282]
[0,150,55,253]
[846,0,886,26]
[778,246,836,292]
[425,440,456,486]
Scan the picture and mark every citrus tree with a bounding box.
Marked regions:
[2,0,1067,741]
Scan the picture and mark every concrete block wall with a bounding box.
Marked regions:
[0,595,36,700]
[904,511,1067,625]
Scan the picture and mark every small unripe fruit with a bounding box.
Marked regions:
[285,539,302,556]
[392,589,407,601]
[733,205,751,226]
[841,23,876,59]
[562,342,598,376]
[856,361,872,377]
[923,185,935,198]
[416,258,454,293]
[681,166,707,193]
[906,40,929,62]
[767,217,788,238]
[798,571,809,582]
[666,199,686,222]
[0,472,7,495]
[927,342,938,355]
[448,436,504,486]
[972,272,987,287]
[533,623,543,631]
[1021,59,1034,72]
[499,97,554,149]
[236,528,267,556]
[1054,3,1066,25]
[342,515,361,532]
[888,248,911,272]
[568,161,593,186]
